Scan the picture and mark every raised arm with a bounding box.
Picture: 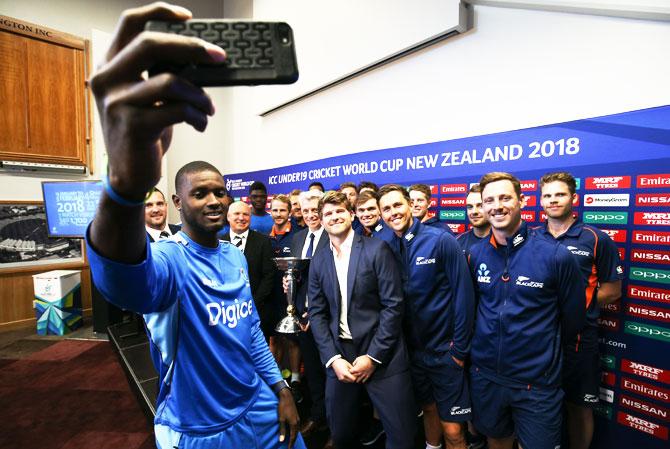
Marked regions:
[88,2,224,263]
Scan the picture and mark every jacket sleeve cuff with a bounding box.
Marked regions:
[325,354,342,368]
[366,354,382,365]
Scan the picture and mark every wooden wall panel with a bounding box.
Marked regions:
[0,32,28,152]
[0,266,92,331]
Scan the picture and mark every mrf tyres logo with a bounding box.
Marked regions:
[586,176,630,189]
[516,275,543,288]
[635,212,670,226]
[416,256,436,265]
[477,263,491,284]
[583,211,628,225]
[617,411,669,440]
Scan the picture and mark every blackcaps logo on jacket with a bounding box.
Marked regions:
[567,246,591,257]
[516,275,544,288]
[416,256,436,265]
[477,263,491,283]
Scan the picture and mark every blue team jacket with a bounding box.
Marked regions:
[468,222,586,388]
[388,218,475,360]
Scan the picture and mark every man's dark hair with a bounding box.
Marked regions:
[309,181,325,192]
[378,184,410,203]
[479,172,522,199]
[289,189,302,197]
[319,191,351,216]
[408,184,431,200]
[339,182,357,192]
[175,161,222,192]
[249,181,268,194]
[355,190,380,208]
[468,184,482,194]
[147,187,166,202]
[540,172,577,195]
[358,181,378,193]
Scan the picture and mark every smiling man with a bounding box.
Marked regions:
[308,191,416,449]
[84,4,302,449]
[455,184,490,253]
[408,184,451,234]
[144,188,181,242]
[249,181,274,235]
[467,172,586,449]
[378,184,475,449]
[354,190,394,242]
[538,172,622,449]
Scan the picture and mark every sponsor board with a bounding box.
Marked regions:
[583,211,628,225]
[430,185,438,195]
[225,178,254,192]
[627,304,670,324]
[523,195,536,207]
[586,176,631,190]
[573,195,581,206]
[440,184,467,194]
[520,211,536,222]
[598,316,620,331]
[621,359,670,384]
[602,371,616,386]
[600,387,615,403]
[629,267,670,285]
[440,210,466,220]
[635,212,670,226]
[429,198,438,208]
[594,403,613,420]
[427,210,436,219]
[638,174,670,188]
[621,376,670,403]
[540,211,578,222]
[619,247,626,260]
[584,194,630,207]
[520,180,537,191]
[627,285,670,305]
[633,231,670,246]
[616,411,669,440]
[620,394,670,423]
[636,193,670,207]
[624,321,670,344]
[599,336,627,350]
[447,223,465,234]
[440,197,465,207]
[601,354,616,370]
[575,178,581,190]
[630,249,670,266]
[602,301,621,313]
[602,229,627,243]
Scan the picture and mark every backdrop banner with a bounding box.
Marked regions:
[225,105,670,447]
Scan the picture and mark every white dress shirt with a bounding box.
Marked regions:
[301,226,325,259]
[332,229,354,340]
[229,229,250,253]
[146,225,172,242]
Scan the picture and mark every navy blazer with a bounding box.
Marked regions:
[147,223,181,243]
[290,227,330,315]
[308,232,408,378]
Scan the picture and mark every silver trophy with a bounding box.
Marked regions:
[273,257,309,334]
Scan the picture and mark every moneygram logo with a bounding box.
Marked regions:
[627,304,670,324]
[583,212,628,224]
[629,267,670,285]
[631,249,670,265]
[633,231,670,246]
[627,284,670,305]
[601,229,627,243]
[637,173,670,188]
[583,194,630,207]
[440,184,467,194]
[440,197,465,207]
[617,411,669,439]
[586,176,631,189]
[621,359,670,384]
[635,212,670,226]
[440,210,466,220]
[624,321,670,344]
[636,193,670,207]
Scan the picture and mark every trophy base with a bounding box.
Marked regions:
[275,315,301,334]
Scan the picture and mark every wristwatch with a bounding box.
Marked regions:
[271,379,291,396]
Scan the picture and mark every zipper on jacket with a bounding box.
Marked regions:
[497,245,511,374]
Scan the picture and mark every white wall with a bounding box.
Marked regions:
[218,0,670,179]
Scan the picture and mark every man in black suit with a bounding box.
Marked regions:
[308,191,415,449]
[288,190,331,443]
[144,188,180,242]
[222,201,275,339]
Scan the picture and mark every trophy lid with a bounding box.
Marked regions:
[272,256,310,271]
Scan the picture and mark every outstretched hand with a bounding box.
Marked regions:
[277,388,300,448]
[89,1,225,200]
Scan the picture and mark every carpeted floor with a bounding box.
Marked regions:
[0,338,154,449]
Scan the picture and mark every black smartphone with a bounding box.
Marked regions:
[144,19,299,87]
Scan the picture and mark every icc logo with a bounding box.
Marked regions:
[225,179,233,191]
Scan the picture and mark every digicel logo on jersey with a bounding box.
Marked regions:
[520,211,536,222]
[638,174,670,188]
[620,395,670,423]
[520,180,537,191]
[631,249,670,265]
[627,285,670,305]
[621,359,670,384]
[447,223,465,234]
[440,197,465,207]
[635,212,670,226]
[633,231,670,246]
[586,176,631,189]
[627,304,670,324]
[636,193,670,207]
[621,377,670,403]
[601,229,627,243]
[598,316,620,331]
[617,411,669,440]
[440,184,467,194]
